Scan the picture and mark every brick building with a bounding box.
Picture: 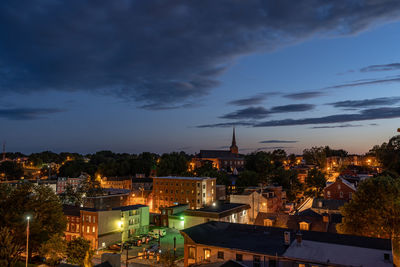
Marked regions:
[100,176,132,190]
[323,177,356,201]
[152,176,216,211]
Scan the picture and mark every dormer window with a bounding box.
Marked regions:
[299,221,310,231]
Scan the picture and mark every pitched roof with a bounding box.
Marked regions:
[312,199,346,211]
[181,221,391,257]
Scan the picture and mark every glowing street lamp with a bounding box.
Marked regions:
[26,216,30,267]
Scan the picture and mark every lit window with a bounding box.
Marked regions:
[264,219,273,227]
[92,226,95,233]
[327,190,331,197]
[189,247,195,259]
[299,222,309,231]
[87,226,90,233]
[204,249,211,262]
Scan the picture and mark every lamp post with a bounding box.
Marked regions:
[26,216,30,267]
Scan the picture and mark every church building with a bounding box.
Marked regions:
[189,128,245,172]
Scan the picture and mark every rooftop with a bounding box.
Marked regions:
[181,221,391,258]
[184,202,250,219]
[155,176,216,181]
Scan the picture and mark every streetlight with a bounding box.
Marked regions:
[26,216,30,267]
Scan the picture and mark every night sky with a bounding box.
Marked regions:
[1,1,400,155]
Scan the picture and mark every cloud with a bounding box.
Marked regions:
[283,91,325,100]
[220,104,315,120]
[254,107,400,127]
[196,121,254,128]
[0,108,63,120]
[1,1,400,109]
[220,107,270,120]
[328,97,400,109]
[228,93,269,106]
[270,104,315,113]
[260,140,298,143]
[310,124,362,129]
[256,146,294,151]
[324,75,400,90]
[360,63,400,72]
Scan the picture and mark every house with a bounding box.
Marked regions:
[311,198,346,214]
[255,209,342,234]
[154,203,190,228]
[180,221,392,267]
[63,204,149,250]
[82,188,130,210]
[182,202,250,229]
[57,175,85,194]
[100,176,132,190]
[323,177,356,201]
[152,176,216,210]
[229,186,285,223]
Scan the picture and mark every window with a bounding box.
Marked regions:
[236,253,243,262]
[217,251,224,259]
[93,216,95,223]
[338,184,341,190]
[189,247,195,259]
[203,185,206,189]
[67,223,70,231]
[204,249,211,262]
[349,192,353,199]
[253,255,261,267]
[327,190,331,197]
[76,224,79,232]
[340,191,343,198]
[299,222,309,231]
[264,219,273,227]
[92,226,95,233]
[87,226,90,233]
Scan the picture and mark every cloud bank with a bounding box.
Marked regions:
[1,1,400,109]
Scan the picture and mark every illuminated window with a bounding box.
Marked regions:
[87,226,90,233]
[264,219,273,227]
[299,222,309,231]
[327,190,331,197]
[189,247,195,259]
[204,249,211,262]
[67,223,70,231]
[76,224,79,232]
[92,226,95,233]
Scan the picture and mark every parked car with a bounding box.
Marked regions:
[149,228,167,237]
[108,243,122,251]
[128,238,142,247]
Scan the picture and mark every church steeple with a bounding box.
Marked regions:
[230,127,238,154]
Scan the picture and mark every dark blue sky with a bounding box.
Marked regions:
[1,0,400,155]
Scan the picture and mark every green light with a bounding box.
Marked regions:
[180,216,184,220]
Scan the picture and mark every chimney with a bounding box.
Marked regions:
[296,231,302,246]
[284,231,290,245]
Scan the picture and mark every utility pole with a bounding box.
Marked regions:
[26,216,30,267]
[173,237,176,258]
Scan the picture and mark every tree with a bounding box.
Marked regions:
[157,152,189,176]
[369,135,400,175]
[39,234,67,266]
[304,168,326,197]
[303,147,327,169]
[0,184,67,260]
[236,170,260,191]
[66,237,93,267]
[0,161,24,180]
[159,249,177,267]
[0,227,21,267]
[337,176,400,266]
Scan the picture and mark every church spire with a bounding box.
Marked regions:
[230,127,238,154]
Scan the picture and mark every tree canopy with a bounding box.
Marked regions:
[0,183,66,259]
